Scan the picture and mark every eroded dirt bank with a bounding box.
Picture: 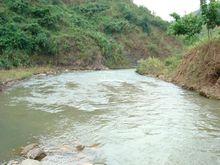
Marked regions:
[172,38,220,99]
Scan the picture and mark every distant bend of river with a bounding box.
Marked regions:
[0,69,220,165]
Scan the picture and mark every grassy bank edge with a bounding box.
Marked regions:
[136,37,220,100]
[0,66,59,91]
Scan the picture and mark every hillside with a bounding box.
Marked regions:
[0,0,181,70]
[173,37,220,99]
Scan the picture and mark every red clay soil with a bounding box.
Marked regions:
[173,38,220,99]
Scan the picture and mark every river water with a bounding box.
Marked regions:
[0,69,220,165]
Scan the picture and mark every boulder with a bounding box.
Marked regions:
[21,144,46,161]
[21,159,41,165]
[26,147,46,161]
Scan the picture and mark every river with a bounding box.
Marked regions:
[0,69,220,165]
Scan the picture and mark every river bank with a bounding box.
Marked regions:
[0,65,109,92]
[138,73,220,100]
[136,38,220,100]
[0,67,58,93]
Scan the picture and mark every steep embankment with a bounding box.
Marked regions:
[0,0,181,69]
[173,38,220,99]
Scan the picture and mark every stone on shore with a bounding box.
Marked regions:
[21,144,46,161]
[26,147,47,161]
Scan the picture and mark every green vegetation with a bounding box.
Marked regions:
[137,57,165,76]
[168,13,203,39]
[136,55,182,77]
[0,0,177,69]
[136,1,220,99]
[201,0,220,37]
[137,0,220,78]
[169,0,220,40]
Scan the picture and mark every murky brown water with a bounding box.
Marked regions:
[0,69,220,165]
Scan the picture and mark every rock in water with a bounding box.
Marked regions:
[21,143,46,161]
[21,159,41,165]
[26,148,47,161]
[76,145,85,152]
[21,144,38,156]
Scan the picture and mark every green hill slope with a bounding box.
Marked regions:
[0,0,181,69]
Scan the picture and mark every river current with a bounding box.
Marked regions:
[0,69,220,165]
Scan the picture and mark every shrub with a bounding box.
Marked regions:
[0,23,33,53]
[120,4,138,23]
[75,3,109,16]
[137,16,150,33]
[33,32,57,55]
[103,19,131,34]
[31,7,61,29]
[70,14,92,28]
[23,23,43,35]
[147,43,159,55]
[164,55,182,72]
[6,0,29,15]
[0,52,30,69]
[120,4,151,33]
[136,57,165,75]
[86,31,126,67]
[0,11,9,24]
[150,17,168,31]
[12,15,25,23]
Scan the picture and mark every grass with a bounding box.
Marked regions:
[136,55,182,78]
[0,67,54,84]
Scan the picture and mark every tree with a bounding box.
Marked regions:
[201,0,220,38]
[169,0,219,40]
[168,13,203,39]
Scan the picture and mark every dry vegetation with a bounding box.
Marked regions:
[173,38,220,99]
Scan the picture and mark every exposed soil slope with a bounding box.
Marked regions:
[173,38,220,99]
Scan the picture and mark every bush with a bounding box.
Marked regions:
[164,55,182,72]
[103,19,131,34]
[120,4,138,23]
[0,23,33,53]
[120,4,150,33]
[33,32,57,55]
[136,55,182,76]
[23,23,43,35]
[0,11,9,24]
[150,17,168,31]
[85,31,126,67]
[136,57,165,75]
[70,14,92,29]
[137,16,150,33]
[6,0,29,15]
[12,15,25,23]
[31,7,61,29]
[75,3,109,16]
[147,43,159,55]
[0,52,30,69]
